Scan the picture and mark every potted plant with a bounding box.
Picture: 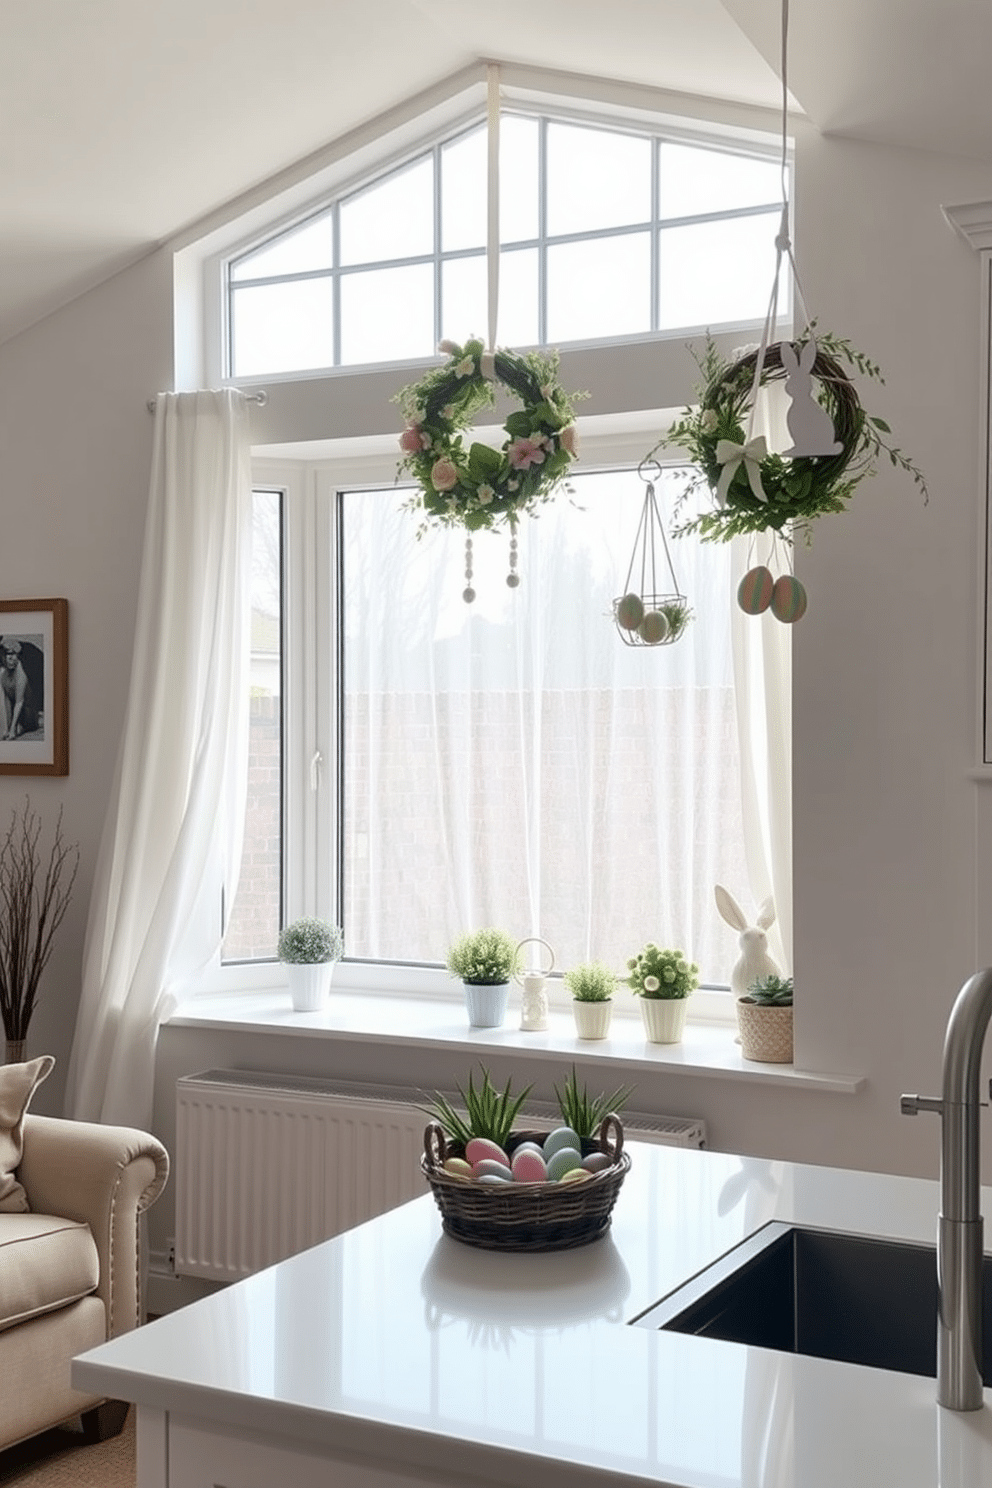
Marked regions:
[277,917,344,1012]
[563,961,618,1040]
[626,942,699,1044]
[446,928,522,1027]
[0,801,79,1063]
[737,974,794,1064]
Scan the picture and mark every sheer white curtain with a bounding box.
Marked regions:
[341,467,752,986]
[728,386,793,973]
[67,391,252,1128]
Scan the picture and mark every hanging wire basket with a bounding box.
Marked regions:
[613,465,692,647]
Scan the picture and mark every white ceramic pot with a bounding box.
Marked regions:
[286,961,334,1012]
[639,995,689,1044]
[463,981,510,1028]
[572,999,613,1040]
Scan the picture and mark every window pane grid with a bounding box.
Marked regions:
[226,111,788,375]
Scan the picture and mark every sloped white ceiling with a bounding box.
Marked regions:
[0,0,989,348]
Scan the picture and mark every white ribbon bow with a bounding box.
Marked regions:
[715,435,768,507]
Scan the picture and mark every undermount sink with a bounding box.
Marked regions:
[631,1222,992,1384]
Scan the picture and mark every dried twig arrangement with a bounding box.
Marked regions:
[0,800,79,1043]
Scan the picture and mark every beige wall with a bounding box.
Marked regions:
[1,114,991,1193]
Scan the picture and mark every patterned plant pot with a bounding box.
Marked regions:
[286,962,334,1012]
[572,1000,613,1040]
[463,982,510,1028]
[639,996,689,1044]
[736,999,793,1063]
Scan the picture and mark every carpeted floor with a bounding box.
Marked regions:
[0,1410,134,1487]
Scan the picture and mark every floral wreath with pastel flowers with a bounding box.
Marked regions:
[395,338,585,535]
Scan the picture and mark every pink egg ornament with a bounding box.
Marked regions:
[511,1149,548,1183]
[737,565,775,615]
[770,574,808,624]
[465,1138,510,1168]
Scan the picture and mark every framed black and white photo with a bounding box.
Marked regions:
[0,599,68,775]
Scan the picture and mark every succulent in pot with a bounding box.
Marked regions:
[626,942,699,1044]
[563,961,618,1040]
[737,973,794,1064]
[446,928,522,1028]
[277,917,344,1012]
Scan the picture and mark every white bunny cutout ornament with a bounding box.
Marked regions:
[780,339,842,458]
[714,885,781,1001]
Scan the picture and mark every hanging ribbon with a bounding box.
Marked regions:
[481,63,501,382]
[716,436,769,506]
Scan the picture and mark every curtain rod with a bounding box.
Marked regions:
[146,390,268,413]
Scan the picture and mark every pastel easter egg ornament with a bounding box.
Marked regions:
[616,592,645,631]
[770,574,808,624]
[465,1137,510,1168]
[511,1149,548,1183]
[443,1156,473,1178]
[543,1127,582,1159]
[546,1147,584,1182]
[737,565,775,615]
[637,610,670,646]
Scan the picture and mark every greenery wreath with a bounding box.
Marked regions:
[656,329,928,544]
[395,338,584,534]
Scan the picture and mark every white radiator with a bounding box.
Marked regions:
[175,1069,706,1282]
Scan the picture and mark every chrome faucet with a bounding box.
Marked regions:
[901,968,992,1411]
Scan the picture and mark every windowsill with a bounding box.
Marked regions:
[168,990,865,1095]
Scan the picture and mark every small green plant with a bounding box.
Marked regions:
[446,928,521,985]
[658,599,693,642]
[419,1064,533,1147]
[277,917,343,964]
[746,973,793,1007]
[626,943,699,1000]
[563,961,617,1003]
[554,1064,635,1139]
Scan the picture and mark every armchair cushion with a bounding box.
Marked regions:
[0,1212,99,1332]
[0,1056,55,1213]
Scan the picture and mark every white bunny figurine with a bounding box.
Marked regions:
[780,340,842,457]
[714,884,781,1001]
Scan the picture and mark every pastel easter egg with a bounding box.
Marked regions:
[443,1156,473,1178]
[637,610,670,645]
[543,1127,582,1159]
[511,1141,544,1157]
[473,1158,515,1180]
[465,1138,510,1168]
[558,1168,592,1185]
[581,1151,613,1174]
[477,1172,515,1184]
[770,574,808,624]
[511,1149,548,1183]
[737,565,775,615]
[546,1147,584,1182]
[616,592,645,630]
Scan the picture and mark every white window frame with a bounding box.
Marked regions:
[206,420,739,1025]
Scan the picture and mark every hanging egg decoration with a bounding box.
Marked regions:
[770,574,808,624]
[638,610,670,645]
[737,566,775,615]
[616,592,645,631]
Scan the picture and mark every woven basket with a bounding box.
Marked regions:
[421,1114,630,1252]
[737,1000,793,1063]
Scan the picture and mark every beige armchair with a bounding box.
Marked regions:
[0,1112,169,1451]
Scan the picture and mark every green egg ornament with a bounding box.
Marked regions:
[616,592,645,630]
[770,574,808,624]
[543,1126,581,1159]
[546,1147,584,1182]
[443,1156,473,1178]
[737,565,775,615]
[637,610,670,645]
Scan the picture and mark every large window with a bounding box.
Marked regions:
[226,113,785,377]
[224,459,749,989]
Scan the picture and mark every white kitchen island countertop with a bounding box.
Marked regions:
[73,1142,992,1488]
